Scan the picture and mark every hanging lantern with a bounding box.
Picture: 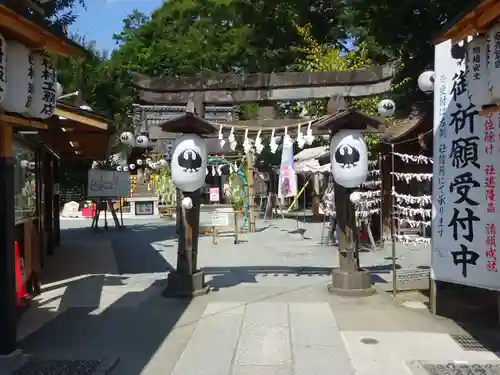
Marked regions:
[28,162,35,170]
[19,160,29,168]
[137,159,143,166]
[466,36,490,107]
[330,130,368,188]
[488,25,500,102]
[116,165,123,172]
[129,163,136,170]
[0,34,7,104]
[171,134,208,192]
[28,53,56,119]
[145,157,152,164]
[377,99,395,117]
[136,135,149,148]
[417,70,435,95]
[123,166,129,172]
[120,132,134,145]
[3,41,34,114]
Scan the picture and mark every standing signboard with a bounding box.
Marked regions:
[432,40,499,290]
[87,170,131,198]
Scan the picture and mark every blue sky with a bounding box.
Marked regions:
[69,0,164,53]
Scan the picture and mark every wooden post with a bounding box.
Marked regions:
[0,122,17,354]
[43,152,54,254]
[53,159,60,246]
[245,152,256,232]
[164,189,208,297]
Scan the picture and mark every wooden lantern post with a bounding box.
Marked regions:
[160,104,217,297]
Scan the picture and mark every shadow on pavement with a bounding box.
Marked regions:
[20,280,193,375]
[205,264,400,290]
[108,223,176,274]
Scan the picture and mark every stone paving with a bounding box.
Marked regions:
[15,217,500,375]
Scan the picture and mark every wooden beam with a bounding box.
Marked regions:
[0,5,84,57]
[477,1,500,28]
[435,0,500,44]
[0,114,47,129]
[54,108,108,130]
[480,104,500,116]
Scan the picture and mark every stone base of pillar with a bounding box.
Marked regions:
[162,271,209,298]
[327,269,377,297]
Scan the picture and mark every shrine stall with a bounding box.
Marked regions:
[430,0,500,318]
[0,1,90,355]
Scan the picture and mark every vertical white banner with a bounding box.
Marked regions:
[278,142,297,199]
[432,39,500,290]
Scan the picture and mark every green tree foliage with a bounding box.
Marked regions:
[341,0,469,110]
[40,0,86,26]
[109,0,347,76]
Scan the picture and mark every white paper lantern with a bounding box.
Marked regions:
[3,41,34,114]
[116,165,122,172]
[171,134,208,192]
[28,53,57,119]
[145,157,152,164]
[0,34,7,104]
[19,160,29,168]
[467,36,490,106]
[129,164,136,170]
[488,25,500,102]
[330,130,368,188]
[137,159,143,166]
[123,166,129,172]
[417,70,435,94]
[136,135,149,148]
[377,99,395,117]
[120,131,134,145]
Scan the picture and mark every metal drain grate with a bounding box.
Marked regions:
[451,334,490,351]
[406,360,500,375]
[13,357,119,375]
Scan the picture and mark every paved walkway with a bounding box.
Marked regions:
[15,218,500,375]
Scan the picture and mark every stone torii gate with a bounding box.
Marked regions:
[134,65,393,296]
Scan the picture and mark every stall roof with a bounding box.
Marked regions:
[433,0,500,44]
[21,103,113,160]
[0,3,86,57]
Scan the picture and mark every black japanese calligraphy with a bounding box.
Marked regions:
[449,172,480,205]
[449,136,480,169]
[449,102,479,134]
[448,207,480,242]
[450,70,468,101]
[451,244,480,278]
